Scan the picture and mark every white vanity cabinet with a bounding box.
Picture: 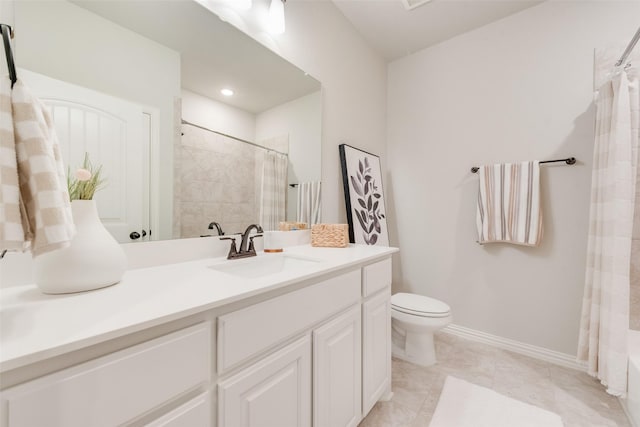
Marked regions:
[313,305,362,427]
[362,258,393,415]
[218,335,312,427]
[1,323,212,427]
[216,269,361,427]
[217,257,392,427]
[0,251,396,427]
[146,392,212,427]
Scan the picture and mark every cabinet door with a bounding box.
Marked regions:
[218,335,311,427]
[313,305,362,427]
[362,288,391,416]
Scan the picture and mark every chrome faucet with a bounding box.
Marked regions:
[208,221,225,236]
[221,224,263,260]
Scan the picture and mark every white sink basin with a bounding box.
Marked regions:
[209,254,322,279]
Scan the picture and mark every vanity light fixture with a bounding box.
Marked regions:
[268,0,286,34]
[221,88,234,96]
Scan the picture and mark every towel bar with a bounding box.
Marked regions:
[470,157,576,173]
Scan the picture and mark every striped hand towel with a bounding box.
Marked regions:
[0,76,25,251]
[8,79,75,256]
[476,161,542,246]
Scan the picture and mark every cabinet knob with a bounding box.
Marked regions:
[129,231,141,240]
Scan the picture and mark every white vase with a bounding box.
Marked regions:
[34,200,127,294]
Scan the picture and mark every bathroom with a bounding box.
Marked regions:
[1,0,639,426]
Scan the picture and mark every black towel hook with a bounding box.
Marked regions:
[1,24,17,88]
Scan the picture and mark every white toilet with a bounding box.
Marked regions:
[391,292,452,367]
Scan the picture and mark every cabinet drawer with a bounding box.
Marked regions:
[146,392,212,427]
[3,323,211,427]
[218,269,361,373]
[362,258,392,297]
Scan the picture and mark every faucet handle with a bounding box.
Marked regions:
[220,236,238,258]
[248,234,263,253]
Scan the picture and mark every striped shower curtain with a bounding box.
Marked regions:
[578,65,639,396]
[296,181,321,226]
[260,151,288,231]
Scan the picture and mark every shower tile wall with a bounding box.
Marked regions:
[177,124,259,238]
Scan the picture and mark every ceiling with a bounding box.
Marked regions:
[71,0,320,114]
[332,0,543,61]
[70,0,542,109]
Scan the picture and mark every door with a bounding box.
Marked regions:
[313,305,362,427]
[218,335,311,427]
[362,289,391,415]
[18,68,152,243]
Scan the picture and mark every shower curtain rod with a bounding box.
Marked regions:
[470,157,576,173]
[181,119,288,157]
[615,25,640,67]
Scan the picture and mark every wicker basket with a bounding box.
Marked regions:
[311,224,349,248]
[279,221,308,231]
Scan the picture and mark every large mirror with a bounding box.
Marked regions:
[12,0,322,241]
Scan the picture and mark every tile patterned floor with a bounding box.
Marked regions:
[359,333,631,427]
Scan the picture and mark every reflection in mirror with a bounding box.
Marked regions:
[178,119,290,237]
[13,0,322,241]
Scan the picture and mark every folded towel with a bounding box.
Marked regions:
[0,76,25,251]
[476,161,542,246]
[9,79,75,256]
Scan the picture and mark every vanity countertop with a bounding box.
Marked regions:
[0,244,398,373]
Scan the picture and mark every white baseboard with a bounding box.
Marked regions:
[441,324,587,372]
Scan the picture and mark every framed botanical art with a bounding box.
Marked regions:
[339,144,389,246]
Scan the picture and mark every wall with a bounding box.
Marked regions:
[181,89,256,143]
[387,0,640,355]
[12,0,181,240]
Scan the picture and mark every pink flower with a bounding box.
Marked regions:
[75,168,92,181]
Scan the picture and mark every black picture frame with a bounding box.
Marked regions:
[339,144,389,246]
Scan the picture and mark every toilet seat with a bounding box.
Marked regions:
[391,293,450,318]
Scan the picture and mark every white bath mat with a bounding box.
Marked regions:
[429,376,564,427]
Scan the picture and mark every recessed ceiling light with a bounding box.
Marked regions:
[221,88,234,97]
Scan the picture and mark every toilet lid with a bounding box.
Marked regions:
[391,293,450,317]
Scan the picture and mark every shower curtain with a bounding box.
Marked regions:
[296,181,322,226]
[578,64,639,396]
[260,151,288,231]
